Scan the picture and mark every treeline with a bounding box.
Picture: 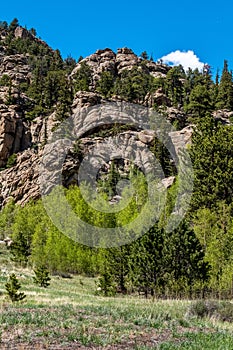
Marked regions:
[74,59,233,124]
[1,19,233,128]
[0,180,209,298]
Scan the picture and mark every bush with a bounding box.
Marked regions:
[217,302,233,322]
[188,300,233,322]
[188,300,219,318]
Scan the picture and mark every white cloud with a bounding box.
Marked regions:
[159,50,205,71]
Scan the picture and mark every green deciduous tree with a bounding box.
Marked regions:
[194,202,233,298]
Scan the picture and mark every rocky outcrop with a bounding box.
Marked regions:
[213,109,233,124]
[30,112,59,147]
[71,48,116,89]
[0,104,31,167]
[0,149,41,206]
[0,98,193,207]
[115,47,139,74]
[144,88,172,108]
[169,125,193,153]
[0,42,193,208]
[14,26,52,51]
[71,47,170,91]
[72,91,102,110]
[0,54,31,85]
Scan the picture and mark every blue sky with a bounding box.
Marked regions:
[1,0,233,76]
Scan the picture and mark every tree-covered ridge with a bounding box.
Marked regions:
[0,19,233,300]
[0,18,76,121]
[1,19,233,126]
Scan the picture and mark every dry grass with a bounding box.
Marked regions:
[0,250,233,349]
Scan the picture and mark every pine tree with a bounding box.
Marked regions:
[74,61,92,92]
[33,265,51,288]
[96,71,115,98]
[5,274,26,302]
[190,115,233,210]
[165,65,185,106]
[216,60,233,110]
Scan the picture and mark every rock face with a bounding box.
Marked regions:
[0,38,191,208]
[0,149,41,206]
[213,109,233,124]
[0,54,31,85]
[0,104,31,167]
[0,98,192,207]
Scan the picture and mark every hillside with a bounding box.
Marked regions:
[0,19,233,301]
[0,20,232,207]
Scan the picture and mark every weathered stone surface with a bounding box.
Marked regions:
[213,109,233,124]
[0,149,41,207]
[0,44,195,208]
[144,89,172,108]
[0,54,31,85]
[138,130,156,144]
[72,91,102,111]
[30,112,59,146]
[115,47,139,74]
[71,48,170,92]
[14,26,31,39]
[0,104,32,167]
[169,125,193,153]
[71,48,116,89]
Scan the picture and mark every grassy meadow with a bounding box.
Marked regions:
[0,246,233,349]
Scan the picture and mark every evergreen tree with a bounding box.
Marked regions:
[8,18,19,32]
[164,65,185,106]
[74,61,92,92]
[194,202,233,297]
[216,60,233,110]
[5,274,26,302]
[33,265,51,288]
[185,85,213,117]
[162,220,209,298]
[96,71,115,98]
[190,115,233,210]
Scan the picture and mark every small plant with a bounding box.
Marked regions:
[5,273,26,302]
[33,265,51,288]
[6,153,17,168]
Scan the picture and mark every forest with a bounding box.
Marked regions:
[0,19,233,300]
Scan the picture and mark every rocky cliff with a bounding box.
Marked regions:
[0,24,228,208]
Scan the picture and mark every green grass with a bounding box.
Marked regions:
[0,250,232,349]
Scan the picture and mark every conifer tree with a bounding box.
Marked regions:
[33,265,51,288]
[216,60,233,110]
[5,274,26,302]
[190,115,233,210]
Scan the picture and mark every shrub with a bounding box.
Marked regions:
[188,300,233,322]
[188,300,219,318]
